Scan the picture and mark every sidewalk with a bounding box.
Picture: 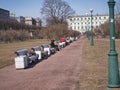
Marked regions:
[0,37,85,90]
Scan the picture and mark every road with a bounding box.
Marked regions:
[0,36,85,90]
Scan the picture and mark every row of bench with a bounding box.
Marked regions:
[14,36,80,69]
[14,45,56,69]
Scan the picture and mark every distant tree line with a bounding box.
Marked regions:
[0,19,80,42]
[0,19,42,42]
[94,17,120,38]
[0,19,41,30]
[39,24,80,40]
[0,30,31,42]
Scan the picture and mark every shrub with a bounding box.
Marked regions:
[0,30,31,42]
[39,24,81,40]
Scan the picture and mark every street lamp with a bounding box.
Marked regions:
[85,13,90,40]
[108,0,120,88]
[90,9,94,46]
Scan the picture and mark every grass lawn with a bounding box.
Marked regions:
[76,38,120,90]
[0,39,50,69]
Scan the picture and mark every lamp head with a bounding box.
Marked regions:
[90,9,93,13]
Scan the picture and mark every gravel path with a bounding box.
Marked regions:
[0,37,85,90]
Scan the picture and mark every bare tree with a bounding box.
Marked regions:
[41,0,75,25]
[116,1,120,15]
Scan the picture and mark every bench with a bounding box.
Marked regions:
[32,46,49,59]
[14,49,39,69]
[41,44,51,56]
[14,49,28,69]
[28,49,39,63]
[31,46,42,60]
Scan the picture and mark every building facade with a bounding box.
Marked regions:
[25,17,36,26]
[10,13,17,21]
[0,8,10,20]
[67,15,109,33]
[35,18,42,27]
[16,16,25,23]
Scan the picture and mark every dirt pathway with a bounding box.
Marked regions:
[0,37,85,90]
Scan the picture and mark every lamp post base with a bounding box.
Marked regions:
[90,36,94,46]
[108,51,120,88]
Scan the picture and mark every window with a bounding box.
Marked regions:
[70,18,72,21]
[96,17,97,19]
[81,18,83,20]
[81,26,83,29]
[74,27,76,29]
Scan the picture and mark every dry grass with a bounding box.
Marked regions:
[76,39,120,90]
[0,39,50,69]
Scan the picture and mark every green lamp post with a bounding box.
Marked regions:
[108,0,120,88]
[90,9,94,46]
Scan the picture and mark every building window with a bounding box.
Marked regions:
[95,17,97,19]
[74,27,76,29]
[81,26,83,29]
[81,18,83,20]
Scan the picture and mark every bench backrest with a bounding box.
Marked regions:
[15,49,28,56]
[41,44,49,48]
[31,46,41,51]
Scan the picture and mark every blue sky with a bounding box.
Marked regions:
[0,0,119,18]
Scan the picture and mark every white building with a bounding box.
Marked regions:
[16,16,25,23]
[25,17,36,26]
[10,13,17,21]
[35,18,42,27]
[67,15,109,33]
